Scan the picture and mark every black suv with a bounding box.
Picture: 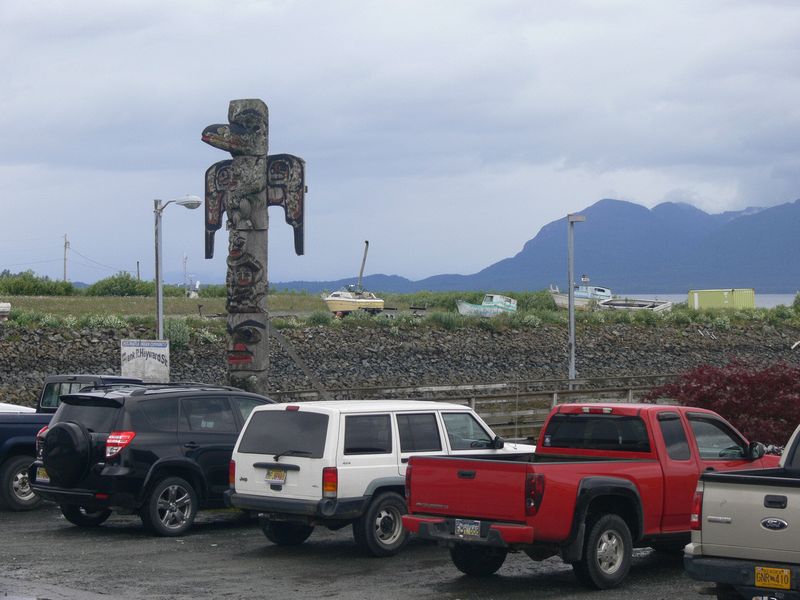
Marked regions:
[30,384,272,536]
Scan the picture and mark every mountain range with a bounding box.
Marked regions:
[275,198,800,294]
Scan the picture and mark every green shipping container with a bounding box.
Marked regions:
[687,288,755,309]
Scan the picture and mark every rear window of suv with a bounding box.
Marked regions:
[238,410,328,457]
[55,397,120,433]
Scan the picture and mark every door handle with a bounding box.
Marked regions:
[765,495,787,509]
[183,442,200,449]
[457,470,476,479]
[705,467,716,472]
[401,458,409,464]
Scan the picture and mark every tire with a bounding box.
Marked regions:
[60,504,111,527]
[572,514,632,589]
[352,492,409,557]
[261,520,314,546]
[0,455,42,511]
[140,476,198,537]
[42,422,91,487]
[450,544,507,577]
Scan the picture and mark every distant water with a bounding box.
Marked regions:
[620,293,797,309]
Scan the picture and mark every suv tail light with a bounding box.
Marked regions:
[690,490,704,530]
[525,473,545,516]
[405,464,412,500]
[229,460,236,488]
[322,467,338,499]
[106,431,136,459]
[35,425,49,457]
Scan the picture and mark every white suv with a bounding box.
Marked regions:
[224,400,535,556]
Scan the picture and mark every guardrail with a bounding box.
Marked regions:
[268,374,676,442]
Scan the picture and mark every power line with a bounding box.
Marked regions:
[0,259,62,269]
[68,246,131,274]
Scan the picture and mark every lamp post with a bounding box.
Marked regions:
[567,213,586,386]
[154,195,202,339]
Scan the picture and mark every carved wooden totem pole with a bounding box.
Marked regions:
[202,99,305,393]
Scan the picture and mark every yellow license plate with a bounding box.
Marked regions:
[36,467,49,484]
[755,566,791,590]
[265,468,286,484]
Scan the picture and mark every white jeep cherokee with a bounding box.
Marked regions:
[224,400,535,556]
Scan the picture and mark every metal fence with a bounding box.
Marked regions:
[268,374,677,442]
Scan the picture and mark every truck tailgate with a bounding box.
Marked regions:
[700,470,800,563]
[408,456,530,522]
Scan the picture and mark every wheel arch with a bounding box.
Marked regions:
[139,459,208,506]
[561,477,643,563]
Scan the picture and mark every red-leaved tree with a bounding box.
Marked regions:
[644,362,800,445]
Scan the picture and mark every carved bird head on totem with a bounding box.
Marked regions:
[201,99,268,156]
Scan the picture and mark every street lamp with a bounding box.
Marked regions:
[567,213,586,385]
[154,195,202,339]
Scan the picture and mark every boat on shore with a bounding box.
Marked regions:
[322,286,385,316]
[456,294,517,317]
[598,297,672,312]
[321,240,385,316]
[549,276,613,310]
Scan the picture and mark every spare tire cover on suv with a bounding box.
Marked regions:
[43,422,92,487]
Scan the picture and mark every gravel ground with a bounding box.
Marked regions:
[0,504,710,600]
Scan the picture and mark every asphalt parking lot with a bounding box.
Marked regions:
[0,505,707,600]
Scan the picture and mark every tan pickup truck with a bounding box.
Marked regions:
[684,424,800,600]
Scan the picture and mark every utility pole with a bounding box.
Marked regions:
[63,234,69,281]
[136,261,140,281]
[567,214,586,388]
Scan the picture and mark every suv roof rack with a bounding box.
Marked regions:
[126,382,246,396]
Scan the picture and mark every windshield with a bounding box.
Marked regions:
[238,410,328,457]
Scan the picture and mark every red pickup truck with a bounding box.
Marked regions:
[402,403,779,590]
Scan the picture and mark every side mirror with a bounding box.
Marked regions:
[492,435,505,450]
[748,441,766,460]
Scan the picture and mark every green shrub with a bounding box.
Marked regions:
[164,318,190,348]
[307,311,333,326]
[86,272,153,297]
[0,270,76,296]
[426,311,464,330]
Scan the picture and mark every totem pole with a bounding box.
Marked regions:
[202,99,305,394]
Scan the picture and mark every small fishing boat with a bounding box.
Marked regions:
[549,275,613,310]
[321,240,385,316]
[456,294,517,317]
[598,297,673,312]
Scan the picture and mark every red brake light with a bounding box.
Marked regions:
[322,467,338,498]
[35,425,49,455]
[405,464,412,500]
[690,490,703,530]
[106,431,136,459]
[525,473,545,516]
[229,460,236,488]
[286,405,300,411]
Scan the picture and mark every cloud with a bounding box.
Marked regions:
[1,0,799,283]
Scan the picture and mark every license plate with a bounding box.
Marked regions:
[264,468,286,485]
[455,518,481,537]
[36,467,49,484]
[755,566,791,590]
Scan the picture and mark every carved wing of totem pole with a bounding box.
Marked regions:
[202,99,305,393]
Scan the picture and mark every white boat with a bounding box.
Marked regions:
[456,294,517,317]
[321,240,385,316]
[598,297,673,312]
[322,286,385,315]
[549,275,613,310]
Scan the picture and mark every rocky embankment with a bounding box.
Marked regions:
[2,321,800,406]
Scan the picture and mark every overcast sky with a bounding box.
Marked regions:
[1,0,798,285]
